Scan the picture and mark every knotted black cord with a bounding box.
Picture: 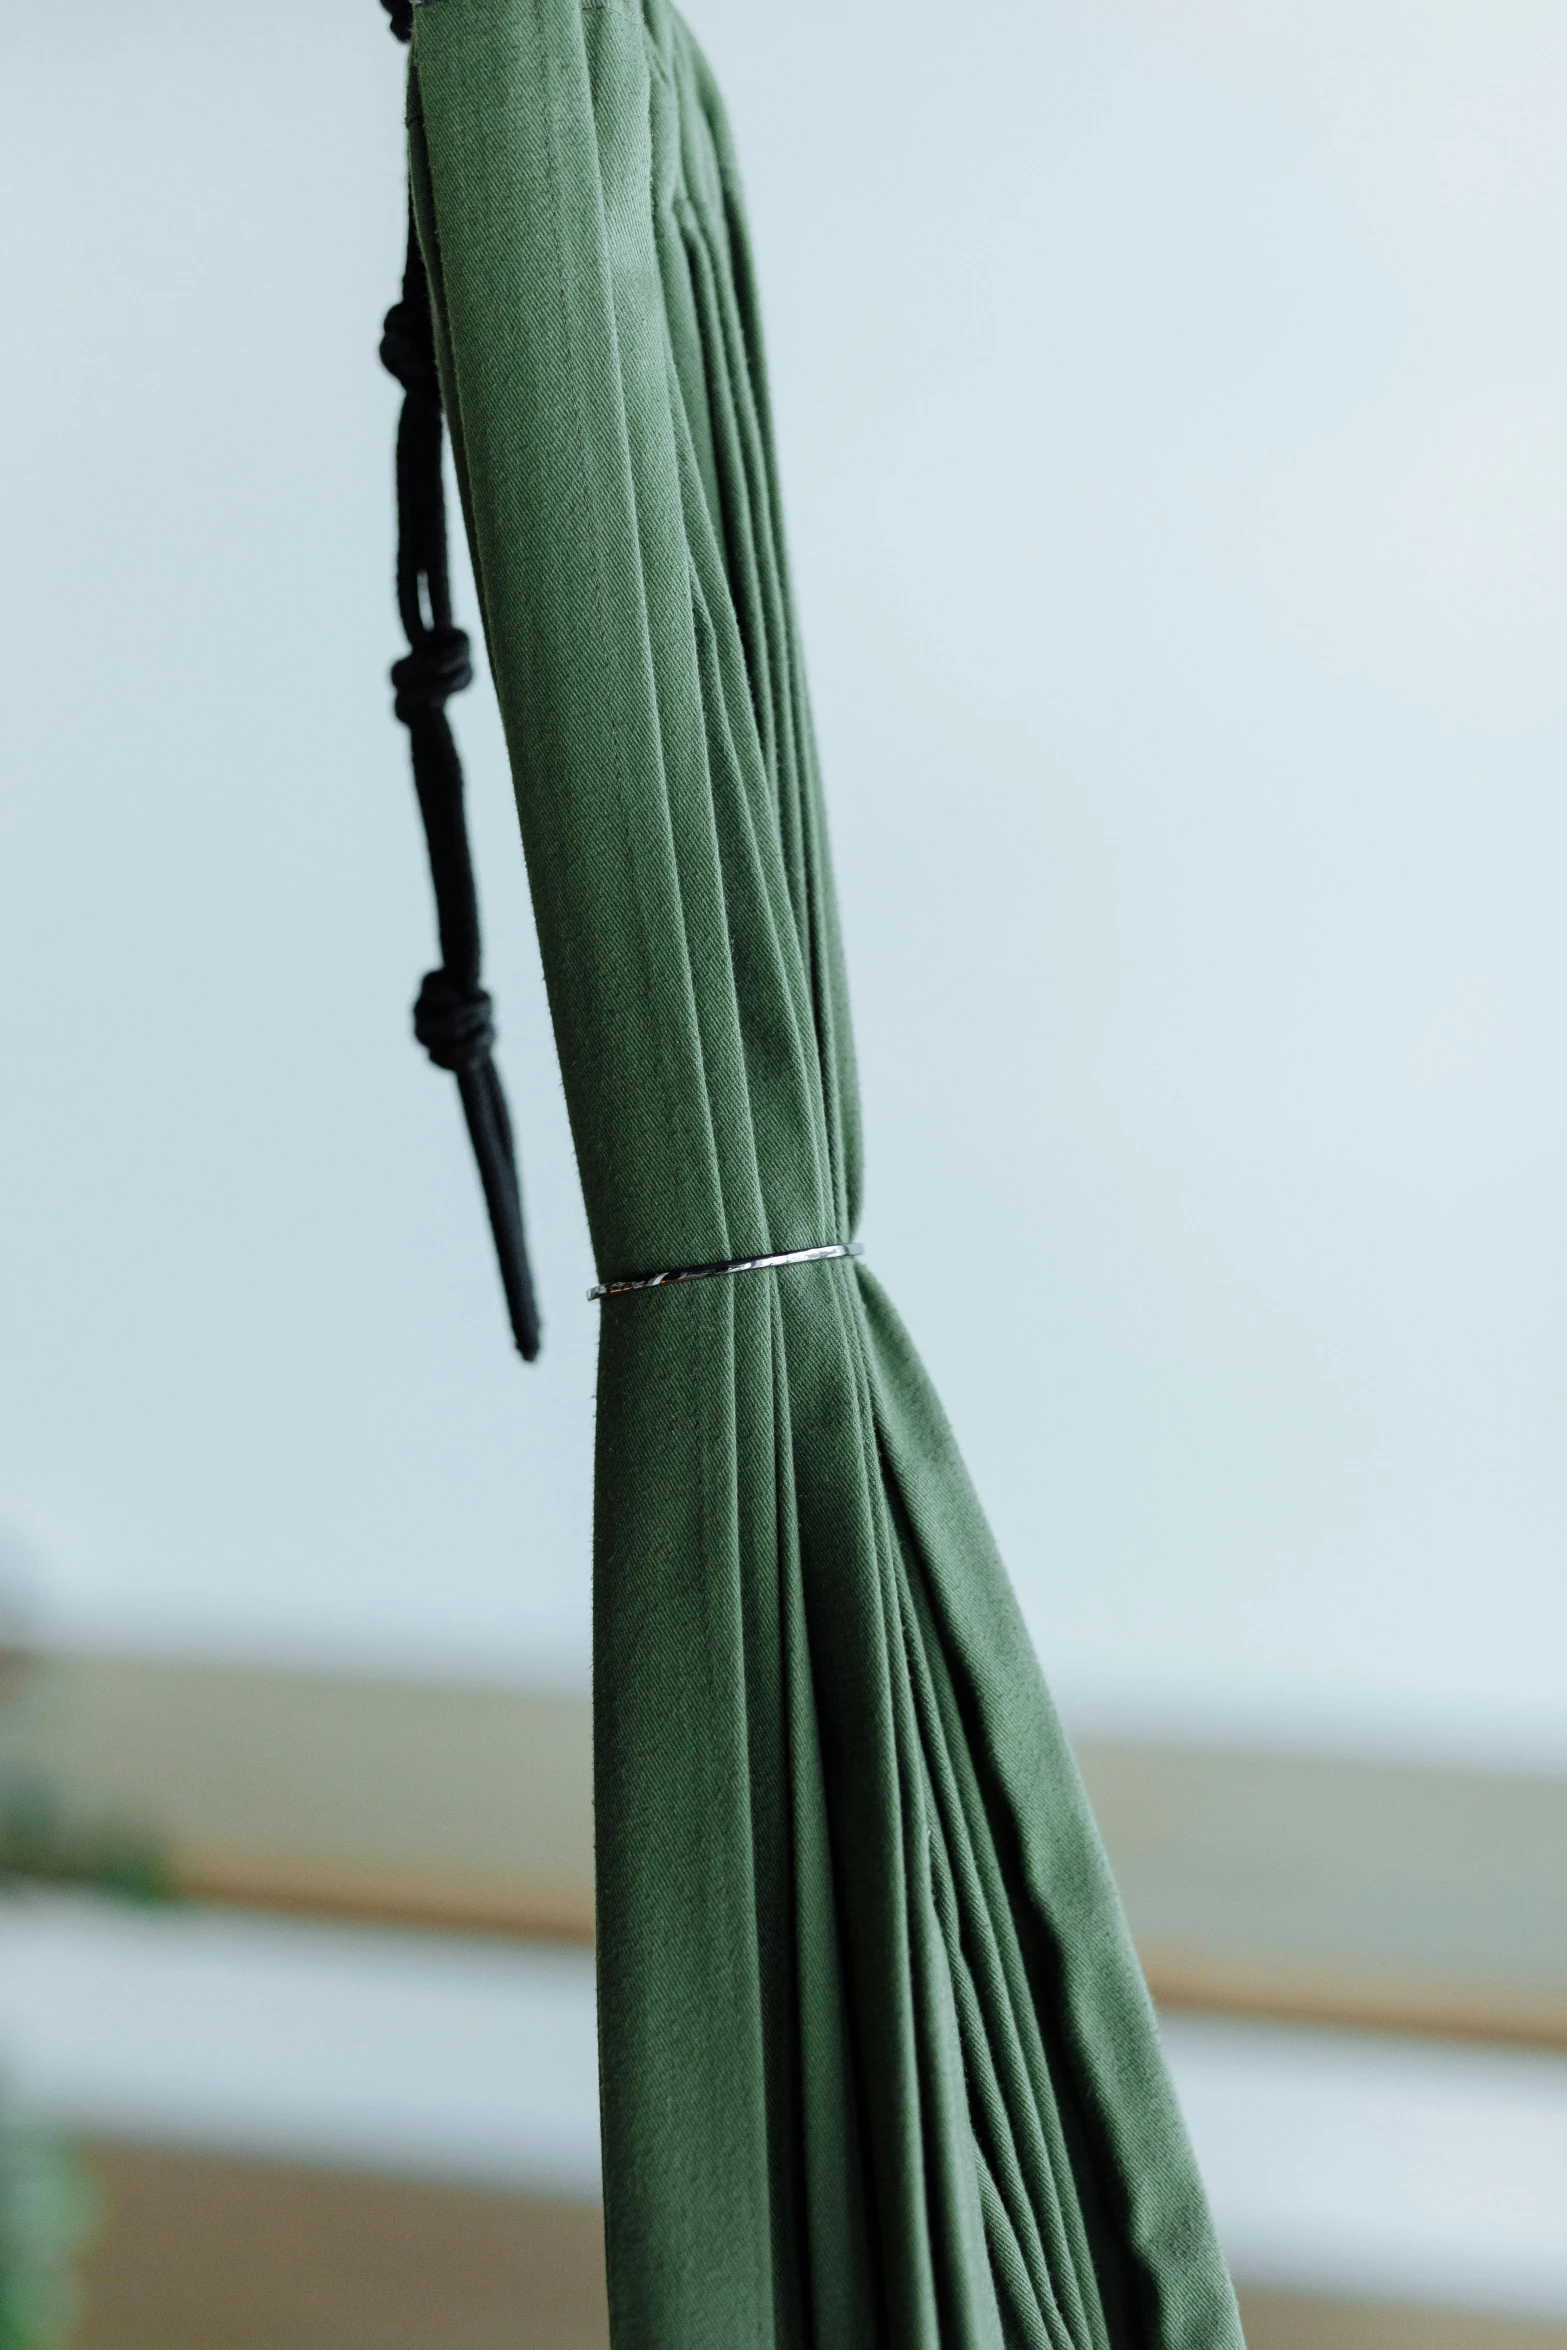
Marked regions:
[380,8,541,1359]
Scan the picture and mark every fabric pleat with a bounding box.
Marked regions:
[408,3,1245,2344]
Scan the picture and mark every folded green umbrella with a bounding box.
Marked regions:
[395,3,1243,2342]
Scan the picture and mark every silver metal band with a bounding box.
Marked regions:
[589,1241,864,1302]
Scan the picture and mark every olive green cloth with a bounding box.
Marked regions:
[407,5,1242,2344]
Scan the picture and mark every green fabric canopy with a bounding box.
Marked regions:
[406,4,1243,2343]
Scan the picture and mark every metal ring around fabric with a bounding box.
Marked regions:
[589,1241,864,1302]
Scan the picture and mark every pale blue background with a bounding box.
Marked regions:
[3,0,1565,1763]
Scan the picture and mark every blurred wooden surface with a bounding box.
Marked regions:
[75,2146,609,2350]
[73,2142,1567,2350]
[1080,1737,1567,2049]
[1238,2292,1567,2350]
[0,1656,594,1941]
[9,1655,1564,2043]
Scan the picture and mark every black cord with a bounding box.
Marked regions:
[380,192,542,1360]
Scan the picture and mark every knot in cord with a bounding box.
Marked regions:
[414,971,496,1075]
[381,0,413,42]
[380,300,437,397]
[392,626,472,722]
[379,176,540,1360]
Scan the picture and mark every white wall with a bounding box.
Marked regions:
[4,0,1565,1764]
[1,1,599,1682]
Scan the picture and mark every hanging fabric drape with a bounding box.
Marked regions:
[401,3,1243,2343]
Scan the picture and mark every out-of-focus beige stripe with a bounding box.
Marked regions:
[1141,1940,1567,2051]
[1236,2288,1567,2350]
[171,1844,595,1945]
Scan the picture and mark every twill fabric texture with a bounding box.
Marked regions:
[407,5,1243,2347]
